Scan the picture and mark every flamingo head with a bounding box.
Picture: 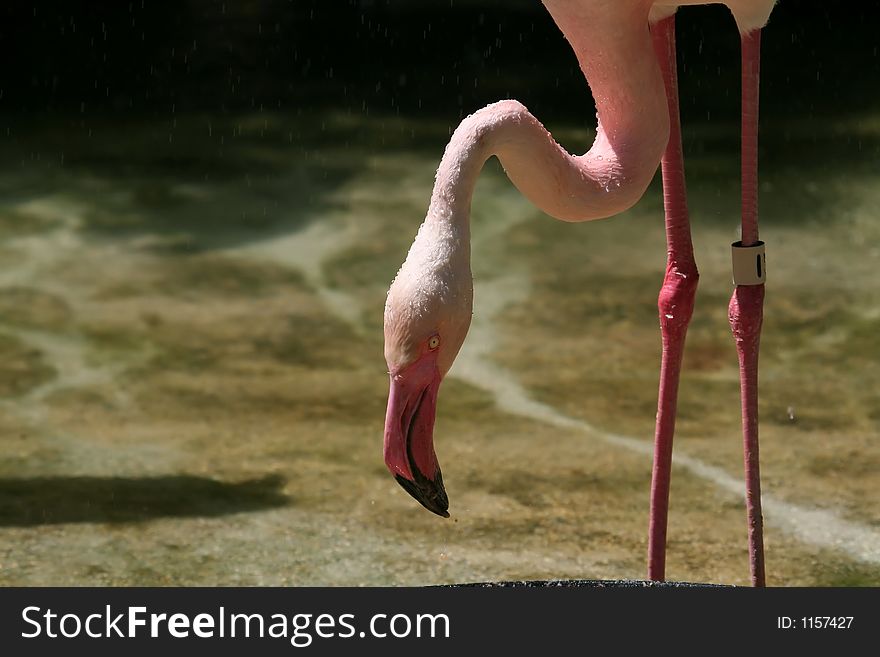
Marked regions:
[382,222,473,517]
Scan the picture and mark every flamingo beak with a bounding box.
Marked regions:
[383,353,449,517]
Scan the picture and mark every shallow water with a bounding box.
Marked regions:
[0,109,878,586]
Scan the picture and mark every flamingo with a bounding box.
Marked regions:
[382,0,776,586]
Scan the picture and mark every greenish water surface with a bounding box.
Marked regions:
[0,110,878,586]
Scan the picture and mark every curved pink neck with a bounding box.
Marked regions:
[427,0,668,227]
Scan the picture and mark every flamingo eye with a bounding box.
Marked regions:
[428,335,441,350]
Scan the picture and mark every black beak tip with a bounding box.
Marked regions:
[395,471,450,518]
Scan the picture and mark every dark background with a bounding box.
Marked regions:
[1,0,878,124]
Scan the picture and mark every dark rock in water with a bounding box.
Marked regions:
[443,579,732,588]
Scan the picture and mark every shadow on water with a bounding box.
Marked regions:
[0,473,289,527]
[5,110,878,256]
[0,113,384,253]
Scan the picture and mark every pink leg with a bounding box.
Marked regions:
[647,16,699,582]
[729,29,766,587]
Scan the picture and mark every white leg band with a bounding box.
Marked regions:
[731,240,766,285]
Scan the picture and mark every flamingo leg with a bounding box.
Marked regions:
[647,15,699,582]
[729,28,766,587]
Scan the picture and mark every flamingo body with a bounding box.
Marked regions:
[383,0,776,583]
